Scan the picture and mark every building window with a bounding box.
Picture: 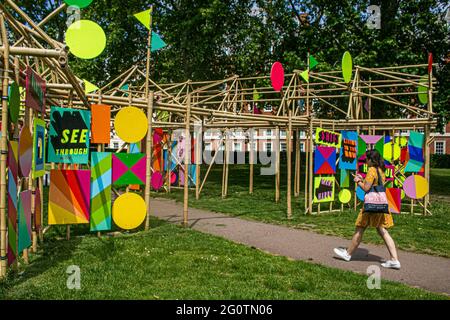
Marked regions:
[233,143,242,152]
[300,142,305,152]
[205,143,212,151]
[113,142,119,149]
[280,142,287,152]
[435,141,445,155]
[265,142,272,152]
[265,129,272,137]
[249,142,257,151]
[299,131,306,138]
[280,130,286,138]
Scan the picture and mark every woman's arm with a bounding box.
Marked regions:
[354,168,375,192]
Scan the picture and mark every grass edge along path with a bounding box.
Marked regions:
[0,219,446,300]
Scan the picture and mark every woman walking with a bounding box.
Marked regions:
[334,149,401,270]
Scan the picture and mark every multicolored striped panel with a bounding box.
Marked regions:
[90,152,112,232]
[18,190,32,253]
[7,141,18,266]
[48,169,91,225]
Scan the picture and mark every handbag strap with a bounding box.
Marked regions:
[375,167,384,186]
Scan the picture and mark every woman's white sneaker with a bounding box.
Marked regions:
[381,260,401,270]
[334,248,351,262]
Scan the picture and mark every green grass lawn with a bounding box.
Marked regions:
[157,162,450,258]
[0,218,445,300]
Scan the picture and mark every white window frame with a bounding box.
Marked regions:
[233,142,242,152]
[435,141,445,155]
[280,142,287,152]
[205,142,212,151]
[300,142,305,152]
[264,142,273,152]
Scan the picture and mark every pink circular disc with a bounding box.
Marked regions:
[151,171,164,190]
[270,62,285,92]
[170,171,177,185]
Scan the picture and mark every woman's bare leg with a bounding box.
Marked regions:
[347,227,366,256]
[377,227,399,261]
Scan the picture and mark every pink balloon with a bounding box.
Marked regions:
[151,171,164,190]
[270,62,285,92]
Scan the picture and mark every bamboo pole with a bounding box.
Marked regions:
[183,93,191,227]
[144,91,154,231]
[0,11,9,278]
[249,130,254,194]
[286,111,292,218]
[195,121,202,200]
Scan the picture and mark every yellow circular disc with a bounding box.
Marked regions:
[65,20,106,59]
[401,190,405,200]
[112,193,146,230]
[383,143,401,161]
[338,189,352,204]
[114,106,148,143]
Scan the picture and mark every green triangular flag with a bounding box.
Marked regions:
[253,88,261,101]
[151,32,167,52]
[300,70,309,82]
[309,55,319,70]
[83,79,99,94]
[120,83,129,97]
[134,8,152,30]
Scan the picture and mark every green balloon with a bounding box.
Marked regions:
[342,51,353,83]
[8,82,20,124]
[64,0,93,9]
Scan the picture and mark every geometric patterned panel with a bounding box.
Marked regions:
[48,169,91,225]
[314,146,336,174]
[112,153,146,186]
[90,153,112,232]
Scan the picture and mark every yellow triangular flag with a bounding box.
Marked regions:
[134,8,153,30]
[300,70,309,82]
[83,79,99,94]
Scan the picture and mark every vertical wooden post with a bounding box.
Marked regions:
[286,111,292,218]
[275,127,280,203]
[183,94,191,227]
[195,121,202,200]
[167,131,172,193]
[423,125,431,215]
[304,131,309,213]
[0,12,10,277]
[294,130,299,198]
[308,120,314,215]
[144,91,154,231]
[249,129,254,195]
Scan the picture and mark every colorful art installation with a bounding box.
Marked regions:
[48,169,91,225]
[170,171,178,185]
[112,193,146,230]
[17,191,32,253]
[417,75,429,105]
[338,189,352,204]
[7,141,18,266]
[112,153,146,186]
[35,187,42,232]
[314,146,336,175]
[405,131,424,173]
[114,106,148,143]
[357,136,367,158]
[385,163,395,182]
[357,154,368,178]
[340,169,350,188]
[151,171,164,191]
[309,55,319,69]
[65,20,106,59]
[270,62,285,92]
[32,118,46,178]
[8,81,20,124]
[339,131,358,170]
[342,51,353,83]
[18,127,33,178]
[359,135,383,145]
[91,104,111,144]
[313,177,335,203]
[403,175,429,200]
[90,153,112,232]
[48,107,91,164]
[315,128,341,148]
[386,188,401,214]
[25,66,46,114]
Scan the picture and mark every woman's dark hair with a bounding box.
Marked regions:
[365,149,385,171]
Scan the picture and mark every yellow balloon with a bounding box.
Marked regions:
[338,189,352,204]
[114,106,148,143]
[112,193,146,230]
[65,20,106,59]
